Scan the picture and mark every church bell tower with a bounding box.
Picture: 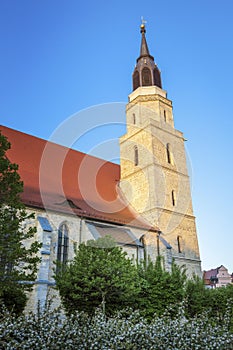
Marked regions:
[120,23,202,276]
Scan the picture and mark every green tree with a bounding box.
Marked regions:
[185,277,233,331]
[137,256,187,318]
[184,275,210,318]
[0,131,41,313]
[55,236,140,315]
[208,284,233,328]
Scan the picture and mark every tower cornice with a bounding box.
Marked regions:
[127,94,172,110]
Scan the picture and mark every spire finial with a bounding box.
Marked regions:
[140,16,147,33]
[139,17,150,57]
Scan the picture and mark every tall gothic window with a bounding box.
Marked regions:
[142,67,152,86]
[134,146,139,166]
[164,110,167,122]
[172,190,176,206]
[57,223,69,265]
[177,235,182,253]
[133,70,140,90]
[153,68,162,88]
[166,143,172,164]
[139,235,146,262]
[133,113,136,124]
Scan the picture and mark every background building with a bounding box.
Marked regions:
[204,265,232,288]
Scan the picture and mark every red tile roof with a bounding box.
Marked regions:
[203,268,218,280]
[1,125,157,231]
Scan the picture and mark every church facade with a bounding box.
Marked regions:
[1,24,202,311]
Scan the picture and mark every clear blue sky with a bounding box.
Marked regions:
[1,0,233,272]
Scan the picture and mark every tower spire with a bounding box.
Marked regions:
[139,21,152,58]
[132,22,162,91]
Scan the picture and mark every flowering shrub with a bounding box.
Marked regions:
[0,306,233,349]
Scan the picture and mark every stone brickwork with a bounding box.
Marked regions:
[24,207,158,312]
[120,86,202,277]
[24,208,98,312]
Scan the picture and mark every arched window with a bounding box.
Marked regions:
[142,67,152,86]
[166,143,172,164]
[164,110,167,122]
[134,146,139,166]
[139,235,146,262]
[57,223,69,265]
[133,70,140,90]
[171,190,176,206]
[133,113,136,124]
[140,235,145,247]
[177,235,182,253]
[153,67,162,88]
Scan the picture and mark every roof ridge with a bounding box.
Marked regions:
[0,124,119,167]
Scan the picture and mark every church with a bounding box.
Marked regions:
[1,23,202,310]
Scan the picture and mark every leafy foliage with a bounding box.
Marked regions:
[55,236,140,315]
[184,275,210,317]
[208,284,233,321]
[0,282,27,315]
[0,131,41,313]
[137,256,187,319]
[55,231,233,330]
[184,276,233,330]
[0,305,233,349]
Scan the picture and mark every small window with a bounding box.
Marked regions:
[166,143,172,164]
[133,113,136,125]
[164,110,167,122]
[171,190,176,206]
[55,199,81,210]
[134,146,139,166]
[133,70,140,90]
[177,236,182,253]
[57,223,69,265]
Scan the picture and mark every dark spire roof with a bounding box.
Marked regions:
[132,23,162,91]
[139,24,154,61]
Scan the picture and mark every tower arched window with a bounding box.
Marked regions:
[153,67,162,88]
[134,146,139,166]
[57,223,69,265]
[177,235,182,253]
[166,143,172,164]
[164,110,167,122]
[171,190,176,206]
[142,67,152,86]
[133,70,140,90]
[133,113,136,125]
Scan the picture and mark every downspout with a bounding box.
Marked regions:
[157,231,161,256]
[79,217,83,245]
